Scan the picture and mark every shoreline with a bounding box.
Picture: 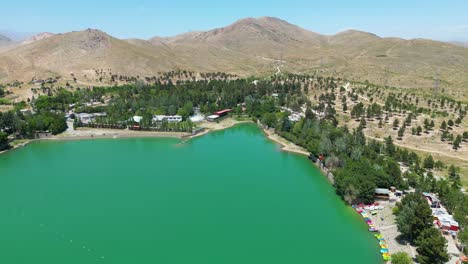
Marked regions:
[1,118,310,158]
[261,127,310,156]
[0,128,190,156]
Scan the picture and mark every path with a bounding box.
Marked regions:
[366,135,468,162]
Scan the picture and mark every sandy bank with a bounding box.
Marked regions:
[366,201,417,259]
[262,127,310,156]
[56,127,189,140]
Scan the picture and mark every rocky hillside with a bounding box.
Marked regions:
[1,17,467,96]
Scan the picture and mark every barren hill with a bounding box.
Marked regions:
[450,41,468,48]
[1,17,468,96]
[0,34,14,47]
[22,32,55,45]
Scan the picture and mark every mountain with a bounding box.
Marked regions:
[22,32,55,45]
[1,17,468,94]
[0,34,13,46]
[0,29,180,81]
[450,41,468,48]
[0,30,35,42]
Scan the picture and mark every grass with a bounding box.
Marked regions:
[233,115,253,122]
[402,146,468,188]
[10,139,31,146]
[0,98,11,105]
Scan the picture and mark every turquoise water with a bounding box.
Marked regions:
[0,124,381,263]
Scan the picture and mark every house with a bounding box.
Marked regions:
[152,115,182,123]
[189,114,205,123]
[76,113,95,124]
[214,109,232,117]
[132,116,143,123]
[374,188,390,200]
[423,192,441,208]
[207,115,220,122]
[288,113,302,122]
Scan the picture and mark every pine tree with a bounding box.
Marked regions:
[359,117,367,128]
[393,118,400,130]
[415,227,449,264]
[423,155,434,170]
[453,134,462,150]
[440,120,447,130]
[397,126,405,140]
[416,126,422,136]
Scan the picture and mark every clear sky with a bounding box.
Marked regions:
[1,0,467,41]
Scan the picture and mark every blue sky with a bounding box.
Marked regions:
[1,0,467,41]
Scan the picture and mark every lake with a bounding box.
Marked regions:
[0,124,381,263]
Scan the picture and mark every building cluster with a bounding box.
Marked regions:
[279,106,305,122]
[423,192,459,233]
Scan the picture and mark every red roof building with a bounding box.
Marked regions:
[214,109,232,116]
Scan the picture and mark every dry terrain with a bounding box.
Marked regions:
[1,17,468,100]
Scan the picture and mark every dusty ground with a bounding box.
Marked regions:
[308,82,468,186]
[59,127,189,140]
[366,200,417,259]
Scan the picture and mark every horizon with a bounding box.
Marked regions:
[1,0,468,42]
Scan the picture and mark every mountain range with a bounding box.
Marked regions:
[0,17,467,92]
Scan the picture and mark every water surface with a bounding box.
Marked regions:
[0,124,381,263]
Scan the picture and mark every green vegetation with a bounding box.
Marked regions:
[0,73,467,261]
[0,131,9,151]
[415,227,449,264]
[395,193,433,242]
[390,252,412,264]
[394,192,450,263]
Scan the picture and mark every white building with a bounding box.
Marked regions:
[76,113,95,124]
[132,116,143,123]
[288,113,302,122]
[189,114,205,123]
[207,115,219,122]
[152,115,182,123]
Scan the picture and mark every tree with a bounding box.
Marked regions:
[262,113,277,128]
[423,118,431,132]
[385,136,396,156]
[415,227,449,264]
[416,125,422,136]
[393,118,400,130]
[396,192,433,242]
[440,130,449,141]
[387,159,404,188]
[423,155,434,170]
[440,120,447,130]
[448,119,454,127]
[359,117,367,128]
[280,115,291,132]
[391,252,412,264]
[448,165,460,186]
[453,134,462,150]
[0,131,9,151]
[351,102,365,119]
[397,126,405,140]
